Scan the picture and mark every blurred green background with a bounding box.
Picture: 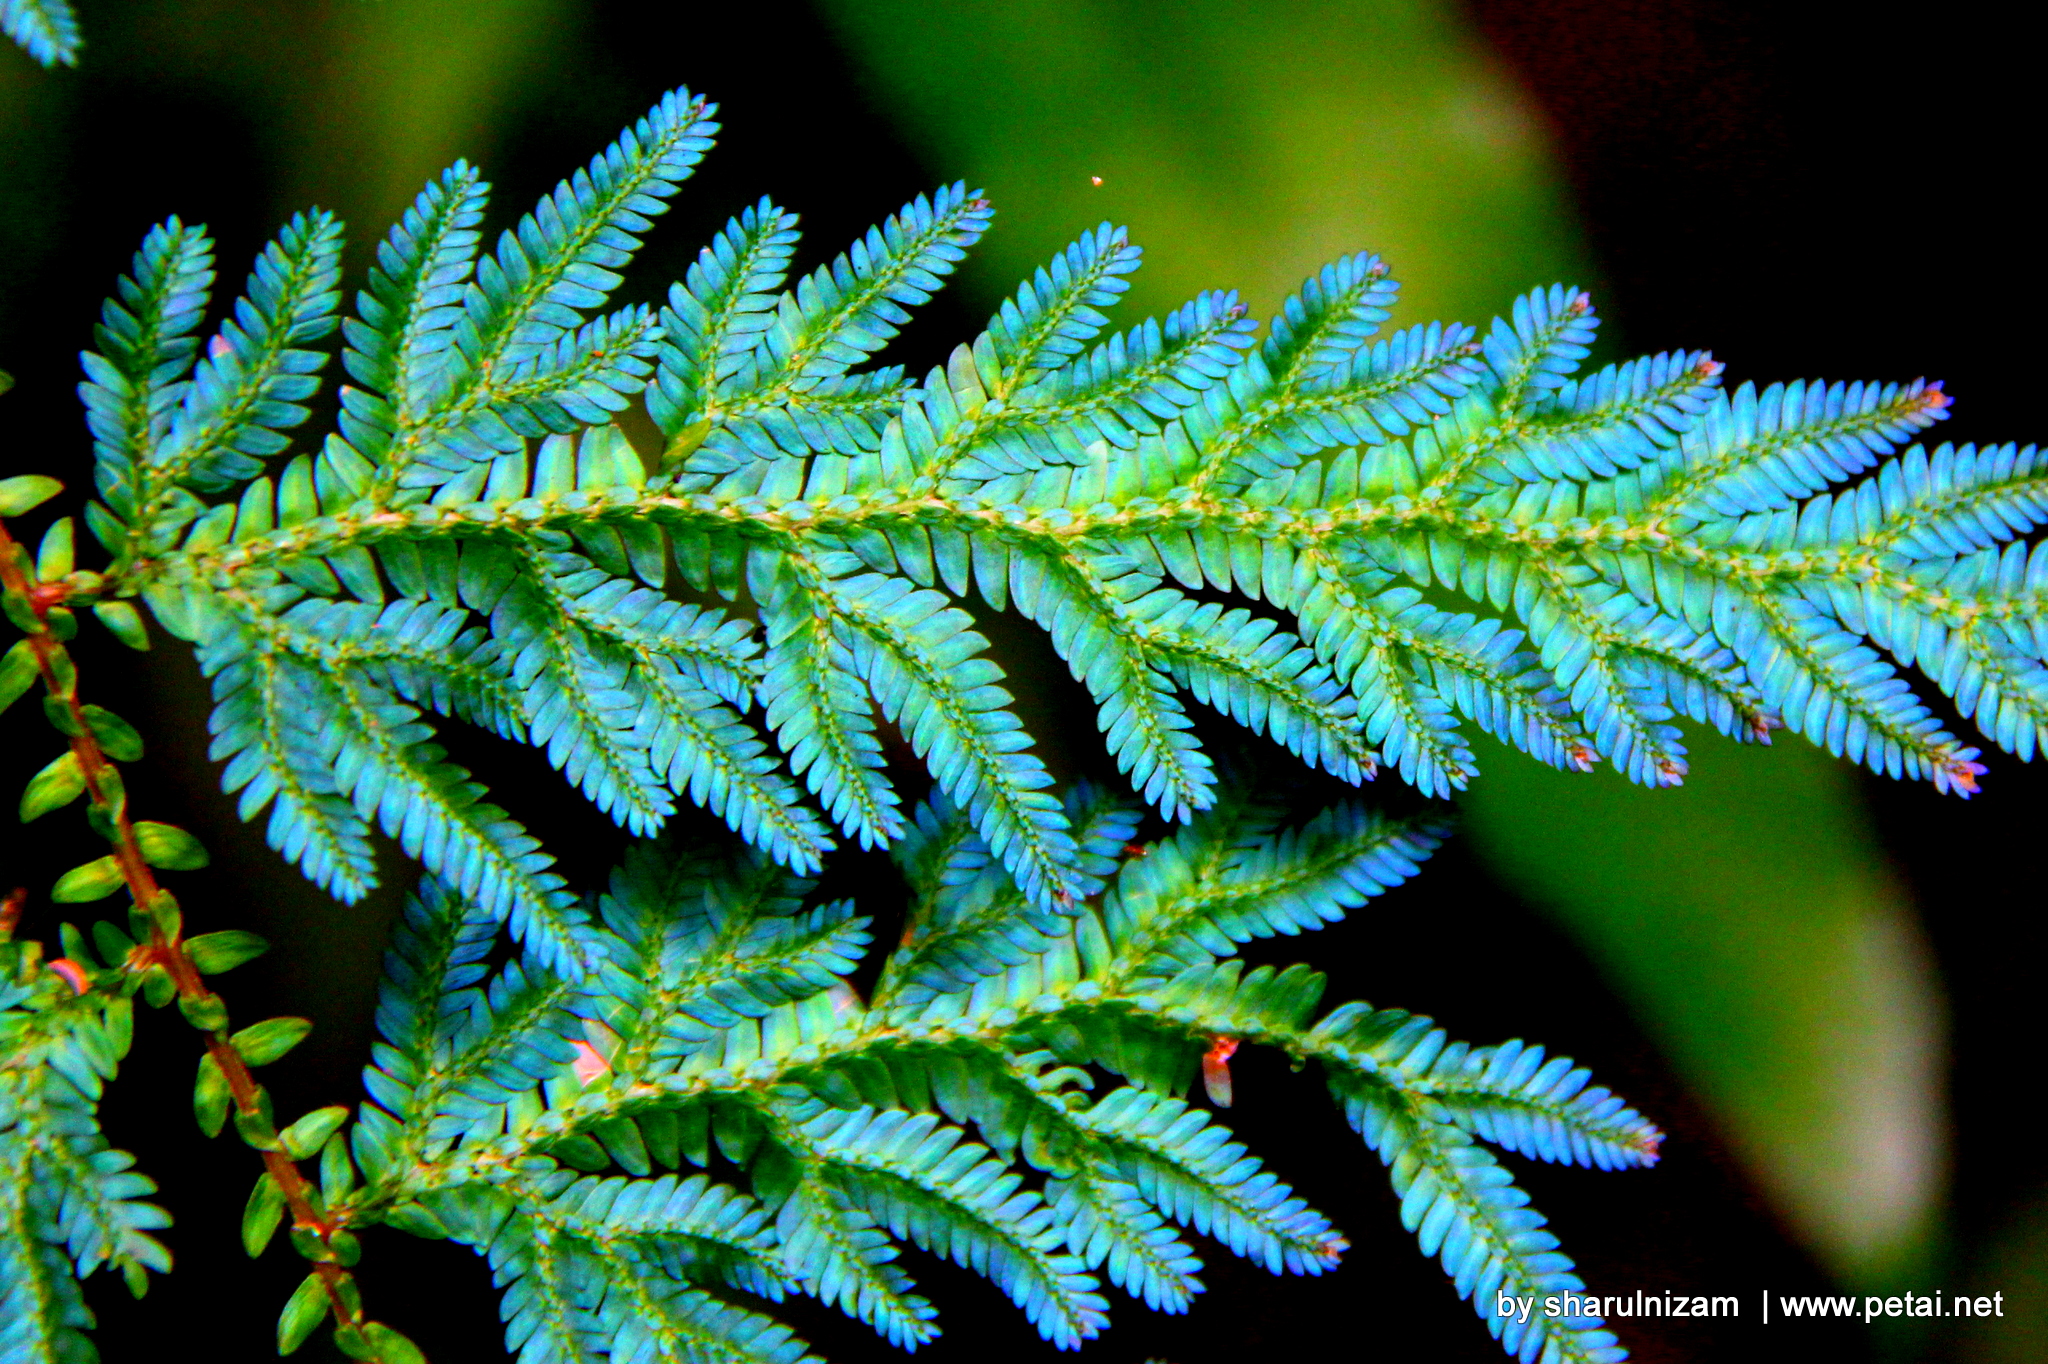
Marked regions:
[2,2,2041,1360]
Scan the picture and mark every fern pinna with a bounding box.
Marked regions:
[83,90,2036,961]
[1,925,170,1364]
[1,0,80,68]
[349,791,1656,1364]
[0,78,2041,1363]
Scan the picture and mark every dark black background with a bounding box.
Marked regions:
[2,3,2040,1360]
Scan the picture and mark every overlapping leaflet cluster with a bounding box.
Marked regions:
[67,88,2047,977]
[1,937,170,1364]
[1,0,80,67]
[334,790,1660,1363]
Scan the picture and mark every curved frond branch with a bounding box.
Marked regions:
[1190,319,1484,496]
[1102,802,1445,985]
[346,161,491,424]
[1642,379,1951,520]
[1736,591,1984,792]
[1330,1078,1628,1364]
[1045,1168,1203,1314]
[653,197,803,442]
[1003,546,1216,822]
[746,184,992,398]
[80,218,217,524]
[753,552,902,850]
[1,0,78,65]
[199,609,380,902]
[809,560,1082,908]
[156,210,346,495]
[1074,1087,1344,1276]
[774,1182,938,1349]
[795,1107,1109,1349]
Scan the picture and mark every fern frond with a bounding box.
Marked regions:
[1191,317,1485,493]
[345,161,491,429]
[480,542,675,835]
[774,1183,938,1348]
[79,218,216,526]
[355,89,715,490]
[282,595,522,738]
[876,790,1138,1014]
[201,597,598,969]
[748,184,991,395]
[1712,589,1955,777]
[1318,1010,1662,1173]
[1327,1076,1627,1364]
[540,1171,786,1299]
[603,1264,817,1364]
[2,982,170,1364]
[950,288,1256,484]
[998,546,1215,821]
[1640,378,1951,519]
[987,223,1143,386]
[347,789,1675,1362]
[461,94,715,376]
[1432,1043,1663,1173]
[1074,1087,1344,1276]
[1853,441,2048,561]
[1263,250,1400,386]
[887,224,1154,486]
[428,1188,609,1364]
[794,1105,1109,1348]
[596,842,866,1077]
[1145,598,1377,786]
[40,73,2046,1364]
[95,91,2043,959]
[1102,800,1447,984]
[420,955,584,1154]
[0,1213,94,1364]
[374,876,502,1066]
[198,614,380,903]
[378,434,821,871]
[317,666,595,971]
[1486,349,1722,485]
[807,559,1081,905]
[1045,1168,1203,1314]
[157,210,345,493]
[650,199,802,440]
[753,552,902,850]
[1,0,79,66]
[1478,285,1598,417]
[639,672,836,876]
[679,185,991,476]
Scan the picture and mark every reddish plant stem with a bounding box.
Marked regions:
[0,521,371,1342]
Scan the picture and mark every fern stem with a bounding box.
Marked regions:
[0,519,405,1361]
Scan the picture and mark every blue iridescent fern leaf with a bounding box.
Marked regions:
[2,967,173,1364]
[333,792,1656,1363]
[37,85,2046,1363]
[85,90,2045,966]
[1,0,79,67]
